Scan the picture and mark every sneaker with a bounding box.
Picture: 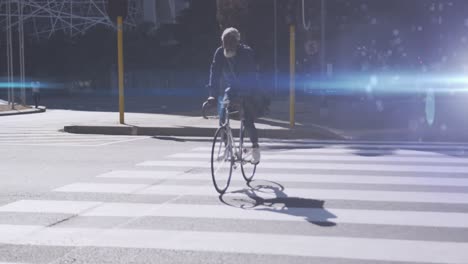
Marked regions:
[251,147,261,164]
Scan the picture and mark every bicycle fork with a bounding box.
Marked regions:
[226,128,242,169]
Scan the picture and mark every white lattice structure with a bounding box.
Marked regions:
[0,0,190,38]
[0,0,143,38]
[0,0,187,108]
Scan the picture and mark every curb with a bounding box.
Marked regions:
[0,107,46,116]
[63,125,347,140]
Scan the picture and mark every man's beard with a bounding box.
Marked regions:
[224,49,236,58]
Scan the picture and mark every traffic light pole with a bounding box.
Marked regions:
[289,24,295,128]
[6,0,14,109]
[117,16,125,124]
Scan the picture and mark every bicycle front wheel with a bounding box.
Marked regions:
[211,126,233,194]
[240,121,257,182]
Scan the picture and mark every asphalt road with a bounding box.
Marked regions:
[1,110,468,264]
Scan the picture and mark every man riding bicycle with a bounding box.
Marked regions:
[206,27,261,164]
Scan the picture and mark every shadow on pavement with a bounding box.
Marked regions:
[352,149,396,157]
[152,136,213,142]
[219,180,337,227]
[263,145,326,151]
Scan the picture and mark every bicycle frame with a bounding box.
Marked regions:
[221,100,241,162]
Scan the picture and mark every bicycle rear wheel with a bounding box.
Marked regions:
[211,126,233,194]
[240,121,257,182]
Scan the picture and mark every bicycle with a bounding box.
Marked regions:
[210,98,257,194]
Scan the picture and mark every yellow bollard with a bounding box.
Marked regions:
[117,16,125,124]
[289,25,295,128]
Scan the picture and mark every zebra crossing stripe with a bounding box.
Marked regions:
[136,160,468,173]
[97,170,183,179]
[96,170,468,187]
[0,139,124,143]
[0,261,33,264]
[0,224,467,263]
[169,152,468,164]
[2,200,468,228]
[0,225,40,242]
[194,142,468,151]
[256,139,468,146]
[53,183,468,204]
[258,142,468,150]
[0,200,102,214]
[54,183,148,194]
[253,148,464,156]
[0,134,146,146]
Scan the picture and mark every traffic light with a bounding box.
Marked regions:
[285,0,298,25]
[107,0,128,22]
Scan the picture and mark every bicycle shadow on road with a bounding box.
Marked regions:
[219,180,337,227]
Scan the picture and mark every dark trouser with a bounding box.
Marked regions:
[33,93,40,108]
[219,90,259,147]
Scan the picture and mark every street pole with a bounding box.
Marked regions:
[273,0,278,95]
[117,16,125,124]
[19,0,26,106]
[320,0,326,76]
[290,24,295,128]
[6,0,14,109]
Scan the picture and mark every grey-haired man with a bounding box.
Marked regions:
[207,27,260,164]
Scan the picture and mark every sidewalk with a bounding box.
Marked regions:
[63,112,348,140]
[12,91,461,141]
[62,95,348,140]
[0,99,46,116]
[62,93,468,141]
